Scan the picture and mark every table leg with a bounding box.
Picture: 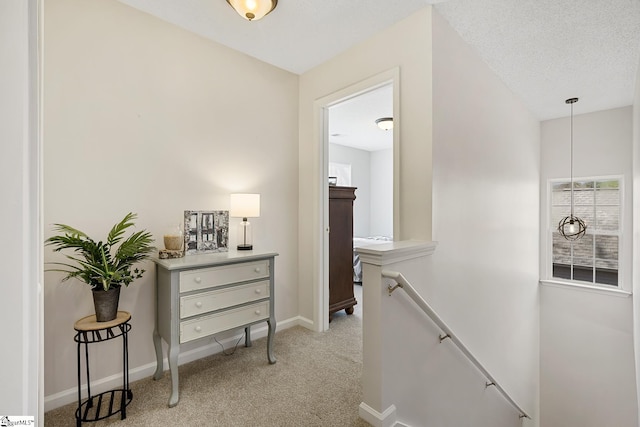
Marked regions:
[84,342,92,408]
[167,344,180,407]
[125,327,132,401]
[121,326,129,420]
[267,318,276,364]
[76,337,81,427]
[152,328,163,381]
[245,326,252,347]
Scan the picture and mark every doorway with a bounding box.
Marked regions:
[316,69,399,331]
[327,85,393,324]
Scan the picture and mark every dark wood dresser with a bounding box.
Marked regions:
[329,185,357,318]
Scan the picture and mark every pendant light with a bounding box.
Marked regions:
[557,97,587,241]
[226,0,277,21]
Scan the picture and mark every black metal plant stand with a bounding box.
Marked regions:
[74,311,132,427]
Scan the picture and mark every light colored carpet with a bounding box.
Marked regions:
[45,285,369,426]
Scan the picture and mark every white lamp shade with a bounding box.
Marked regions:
[226,0,277,21]
[230,193,261,218]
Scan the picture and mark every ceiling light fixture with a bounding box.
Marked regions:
[557,97,587,241]
[226,0,277,21]
[375,117,393,131]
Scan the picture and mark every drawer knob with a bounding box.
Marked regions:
[255,310,261,315]
[195,326,202,333]
[194,277,202,283]
[254,267,261,273]
[255,289,262,294]
[195,301,203,308]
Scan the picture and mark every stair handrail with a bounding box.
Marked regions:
[382,269,531,420]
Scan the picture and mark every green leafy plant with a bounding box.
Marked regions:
[46,212,155,291]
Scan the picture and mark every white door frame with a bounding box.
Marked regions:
[0,0,43,420]
[313,68,400,331]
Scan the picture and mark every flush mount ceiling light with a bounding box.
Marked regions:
[557,97,587,241]
[226,0,277,21]
[375,117,393,131]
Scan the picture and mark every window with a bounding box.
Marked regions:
[550,177,621,287]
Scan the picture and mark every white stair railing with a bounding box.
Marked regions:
[382,269,531,421]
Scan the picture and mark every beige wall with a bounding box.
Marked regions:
[43,0,299,406]
[298,8,434,326]
[430,10,541,423]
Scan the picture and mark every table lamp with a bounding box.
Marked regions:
[230,193,260,251]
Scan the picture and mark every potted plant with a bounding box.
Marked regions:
[46,212,155,322]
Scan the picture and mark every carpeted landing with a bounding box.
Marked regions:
[45,286,370,426]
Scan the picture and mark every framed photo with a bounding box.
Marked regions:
[184,210,229,255]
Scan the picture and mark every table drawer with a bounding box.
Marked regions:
[180,280,269,319]
[179,260,269,293]
[180,301,269,344]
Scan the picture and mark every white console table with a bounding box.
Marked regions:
[152,250,278,407]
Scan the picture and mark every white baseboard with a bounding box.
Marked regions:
[44,360,158,413]
[359,402,397,427]
[273,315,304,331]
[295,315,314,330]
[44,316,302,412]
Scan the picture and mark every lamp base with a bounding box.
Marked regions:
[237,244,253,251]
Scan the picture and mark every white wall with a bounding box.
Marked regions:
[541,107,633,289]
[299,7,433,327]
[540,286,637,426]
[329,144,393,238]
[329,143,371,237]
[0,0,42,420]
[633,55,640,426]
[43,0,299,408]
[361,247,523,427]
[540,107,638,427]
[430,9,541,423]
[372,246,522,427]
[370,148,393,237]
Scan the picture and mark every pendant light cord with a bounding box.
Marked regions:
[565,97,578,218]
[570,100,574,217]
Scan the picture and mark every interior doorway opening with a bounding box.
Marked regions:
[327,84,393,324]
[316,68,399,331]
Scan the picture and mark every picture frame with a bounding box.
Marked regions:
[184,210,229,255]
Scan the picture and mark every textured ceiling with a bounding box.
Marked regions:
[118,0,640,121]
[435,0,640,120]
